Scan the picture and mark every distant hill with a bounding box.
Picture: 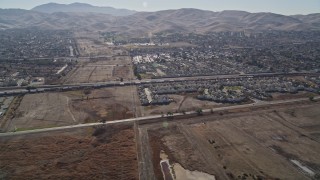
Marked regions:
[113,9,320,34]
[1,7,319,34]
[0,9,47,29]
[31,2,136,16]
[291,13,320,27]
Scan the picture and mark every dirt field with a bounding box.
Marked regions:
[75,31,126,57]
[0,125,138,179]
[5,93,78,131]
[271,91,317,100]
[1,95,319,179]
[75,32,112,56]
[69,86,141,122]
[147,102,320,180]
[5,86,141,132]
[64,56,134,83]
[77,38,111,56]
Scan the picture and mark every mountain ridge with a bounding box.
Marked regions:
[31,2,137,16]
[1,6,319,34]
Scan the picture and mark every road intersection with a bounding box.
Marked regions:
[1,96,318,137]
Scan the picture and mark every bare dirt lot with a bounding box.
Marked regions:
[4,86,140,132]
[3,93,76,132]
[148,102,320,180]
[75,31,126,57]
[69,86,141,123]
[271,91,317,101]
[0,124,138,180]
[64,56,134,84]
[75,32,113,56]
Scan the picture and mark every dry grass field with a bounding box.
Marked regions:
[148,102,320,180]
[1,92,319,180]
[75,32,126,57]
[64,56,134,84]
[75,32,112,56]
[5,86,140,132]
[0,125,138,180]
[4,93,77,131]
[271,92,317,101]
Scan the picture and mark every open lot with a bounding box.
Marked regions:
[75,32,112,56]
[271,91,317,101]
[0,124,138,179]
[147,102,320,180]
[1,95,319,180]
[64,56,134,83]
[2,86,140,132]
[4,92,78,131]
[75,32,126,57]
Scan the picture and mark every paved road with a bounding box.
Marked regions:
[1,72,319,94]
[138,126,156,180]
[0,96,318,137]
[0,74,239,91]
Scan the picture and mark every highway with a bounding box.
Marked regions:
[0,74,237,92]
[1,72,319,96]
[0,96,318,137]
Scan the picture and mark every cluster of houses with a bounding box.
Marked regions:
[0,29,76,60]
[132,47,240,77]
[131,44,320,78]
[0,28,79,88]
[0,58,76,87]
[148,31,320,49]
[305,76,320,86]
[137,76,320,106]
[130,31,320,78]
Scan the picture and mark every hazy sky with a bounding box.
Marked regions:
[0,0,319,15]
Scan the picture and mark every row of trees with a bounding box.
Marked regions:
[133,66,142,80]
[161,108,204,119]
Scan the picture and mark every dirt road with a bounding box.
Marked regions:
[137,126,156,180]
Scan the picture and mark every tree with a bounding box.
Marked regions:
[196,108,203,116]
[21,81,28,87]
[100,119,106,124]
[83,88,91,95]
[198,88,205,95]
[133,66,142,80]
[26,86,36,92]
[137,74,142,80]
[309,96,315,102]
[167,111,174,119]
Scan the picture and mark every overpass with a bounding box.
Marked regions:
[0,72,319,96]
